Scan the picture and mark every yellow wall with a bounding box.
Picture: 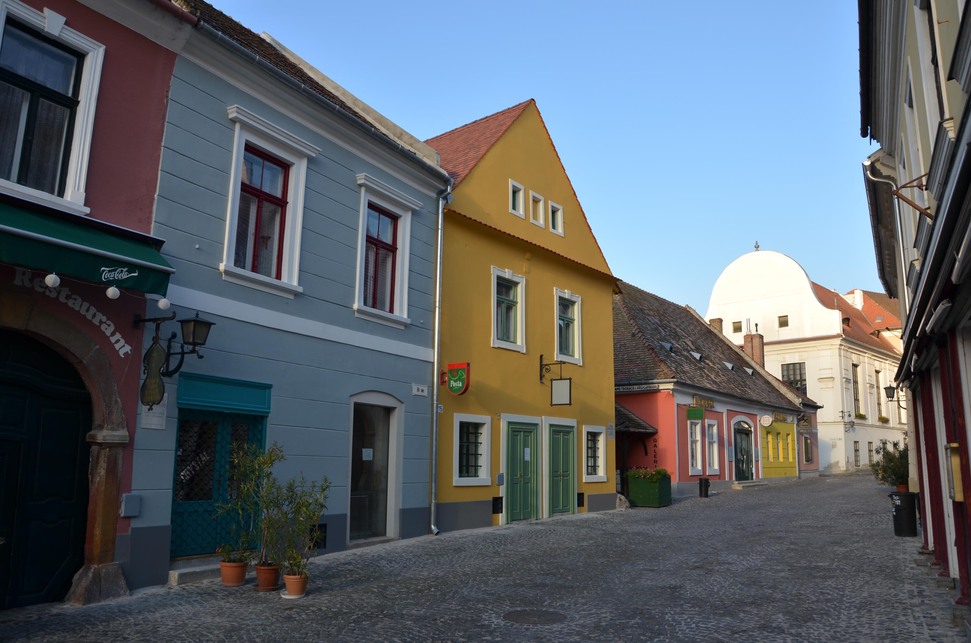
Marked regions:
[760,421,798,478]
[436,103,616,521]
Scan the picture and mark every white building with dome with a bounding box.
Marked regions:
[704,249,904,472]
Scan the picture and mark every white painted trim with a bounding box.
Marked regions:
[347,391,404,541]
[554,288,582,365]
[218,263,303,298]
[529,191,544,227]
[582,425,607,483]
[492,266,526,353]
[688,419,703,476]
[165,284,432,362]
[549,201,564,236]
[353,173,415,323]
[509,179,525,218]
[1,0,104,207]
[452,413,491,486]
[227,105,321,157]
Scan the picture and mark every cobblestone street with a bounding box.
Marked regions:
[1,472,965,642]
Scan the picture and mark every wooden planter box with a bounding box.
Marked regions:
[627,476,672,507]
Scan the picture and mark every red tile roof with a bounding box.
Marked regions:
[425,100,533,185]
[858,289,901,329]
[811,283,899,354]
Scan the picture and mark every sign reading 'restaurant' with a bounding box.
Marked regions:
[13,267,132,358]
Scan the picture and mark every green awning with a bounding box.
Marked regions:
[0,202,174,295]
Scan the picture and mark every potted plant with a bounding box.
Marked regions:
[624,466,672,507]
[217,442,287,590]
[871,441,909,491]
[214,541,251,587]
[280,473,331,599]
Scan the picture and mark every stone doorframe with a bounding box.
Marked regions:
[0,290,129,604]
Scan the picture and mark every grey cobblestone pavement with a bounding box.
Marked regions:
[1,472,967,642]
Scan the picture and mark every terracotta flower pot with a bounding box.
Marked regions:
[283,573,308,598]
[255,563,280,591]
[219,561,248,587]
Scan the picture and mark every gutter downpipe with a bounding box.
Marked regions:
[430,185,453,536]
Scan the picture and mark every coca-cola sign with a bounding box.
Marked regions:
[100,267,139,283]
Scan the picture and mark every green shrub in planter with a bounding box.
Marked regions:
[625,467,672,507]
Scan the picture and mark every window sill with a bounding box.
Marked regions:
[492,340,526,353]
[219,263,303,298]
[453,478,491,487]
[583,474,607,483]
[353,304,410,329]
[555,353,582,366]
[0,180,89,216]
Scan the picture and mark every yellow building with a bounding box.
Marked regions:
[427,100,617,530]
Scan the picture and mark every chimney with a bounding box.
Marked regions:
[709,318,723,334]
[743,332,765,367]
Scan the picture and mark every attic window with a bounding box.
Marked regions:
[731,321,742,333]
[743,367,754,375]
[724,361,735,371]
[690,351,702,361]
[842,316,851,327]
[509,180,524,217]
[778,315,789,328]
[875,316,884,323]
[660,342,674,352]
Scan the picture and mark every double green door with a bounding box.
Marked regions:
[507,423,575,522]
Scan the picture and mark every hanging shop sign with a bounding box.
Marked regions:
[446,362,470,395]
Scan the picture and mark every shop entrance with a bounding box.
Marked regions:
[734,422,754,481]
[0,330,90,609]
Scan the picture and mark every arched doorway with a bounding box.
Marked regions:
[0,330,91,608]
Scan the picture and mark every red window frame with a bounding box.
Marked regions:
[237,145,289,279]
[364,203,398,313]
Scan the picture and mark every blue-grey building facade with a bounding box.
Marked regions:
[119,3,449,589]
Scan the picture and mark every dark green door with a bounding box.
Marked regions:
[734,425,753,482]
[549,425,574,514]
[170,411,262,557]
[0,330,90,609]
[507,423,538,522]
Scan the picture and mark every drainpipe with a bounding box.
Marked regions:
[430,185,453,536]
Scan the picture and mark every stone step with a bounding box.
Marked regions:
[731,481,769,490]
[168,565,221,587]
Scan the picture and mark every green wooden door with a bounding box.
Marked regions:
[507,423,538,522]
[170,411,263,557]
[549,425,575,515]
[0,330,90,609]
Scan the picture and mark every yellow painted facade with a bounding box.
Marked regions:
[433,102,616,529]
[760,419,798,478]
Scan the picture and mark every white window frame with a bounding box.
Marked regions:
[492,266,526,352]
[529,190,544,227]
[549,201,564,236]
[221,105,318,297]
[706,420,720,475]
[688,419,703,475]
[509,179,524,217]
[353,173,421,327]
[0,0,105,215]
[583,425,606,482]
[554,288,582,365]
[453,413,491,486]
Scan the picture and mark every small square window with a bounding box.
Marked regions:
[549,201,564,235]
[731,321,742,333]
[454,414,490,485]
[509,180,524,217]
[530,191,544,227]
[778,315,789,328]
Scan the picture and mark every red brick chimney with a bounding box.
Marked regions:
[743,332,765,367]
[709,318,723,334]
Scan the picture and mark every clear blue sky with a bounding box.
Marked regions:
[223,1,878,313]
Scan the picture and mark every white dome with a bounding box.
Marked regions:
[706,250,814,314]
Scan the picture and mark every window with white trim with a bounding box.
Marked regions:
[555,288,582,364]
[549,201,564,235]
[453,413,490,486]
[221,105,319,297]
[492,267,525,352]
[354,173,420,327]
[509,179,524,217]
[0,1,105,213]
[529,191,544,227]
[583,425,606,482]
[688,419,702,475]
[706,420,719,474]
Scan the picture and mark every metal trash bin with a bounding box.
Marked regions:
[889,492,918,537]
[699,477,710,498]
